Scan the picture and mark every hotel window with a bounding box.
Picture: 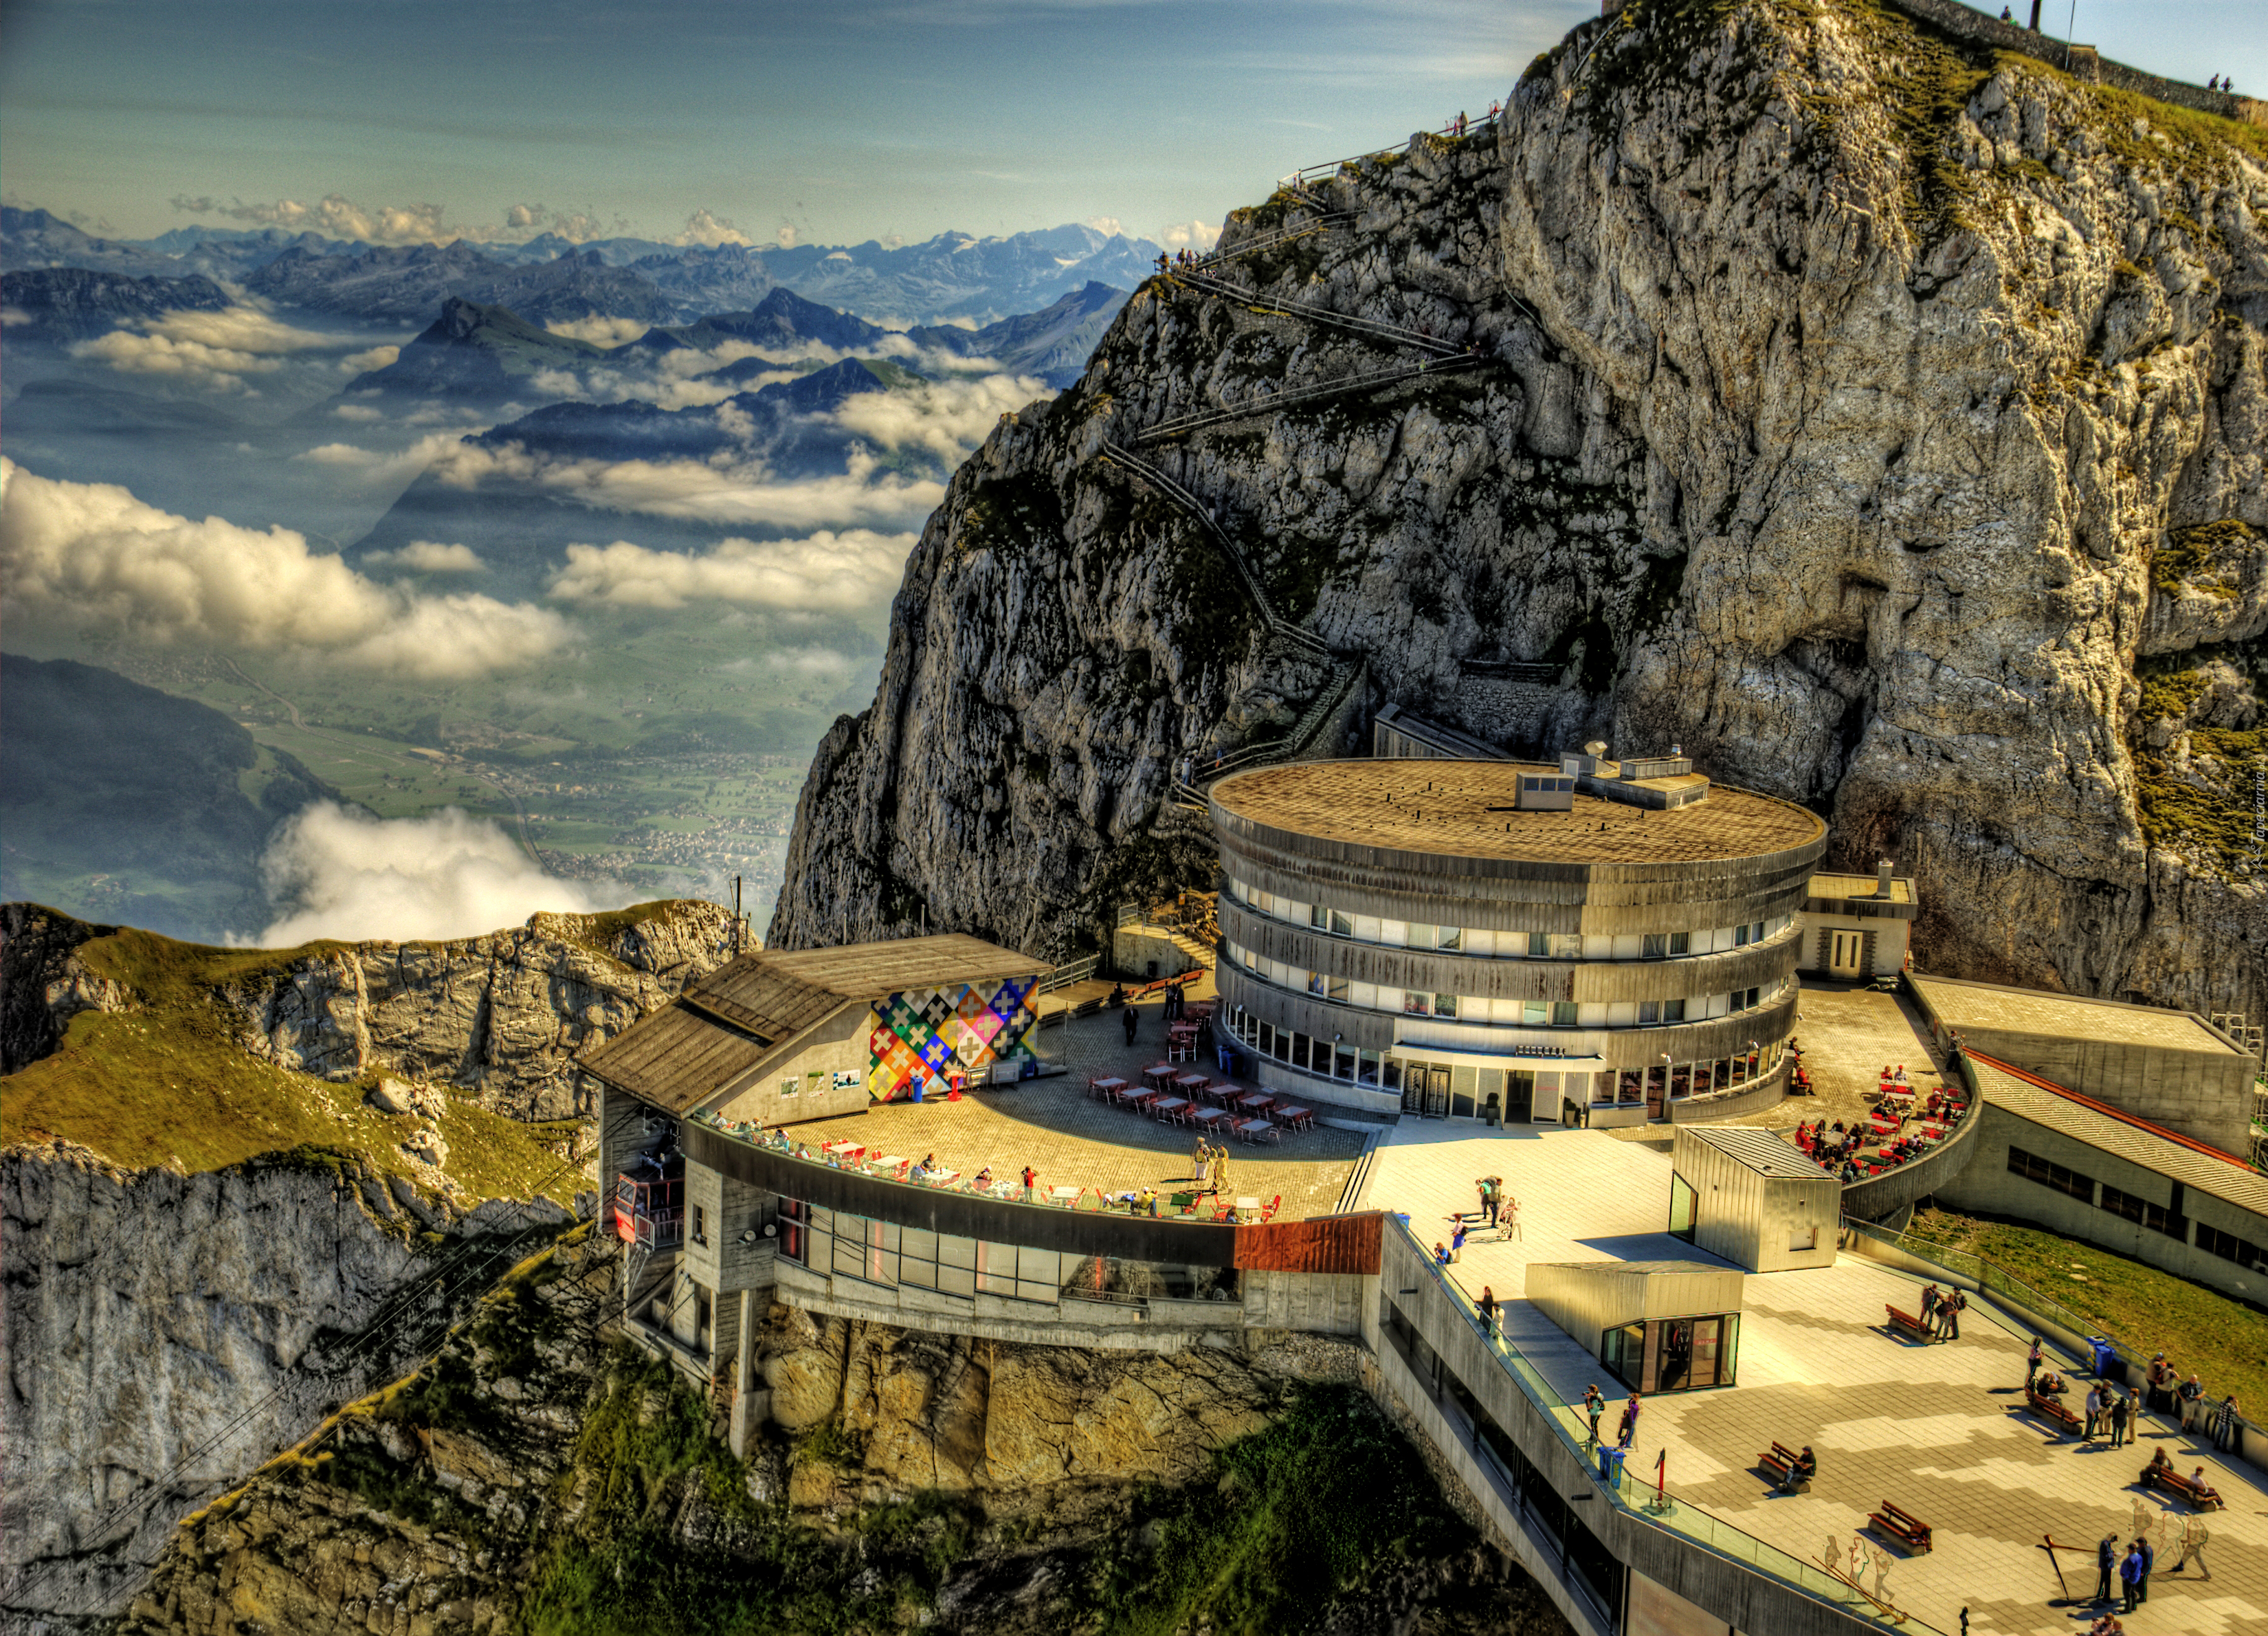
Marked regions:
[692,1204,707,1246]
[1331,908,1353,936]
[1638,1000,1660,1024]
[1326,975,1350,1004]
[1549,934,1582,959]
[1311,903,1328,929]
[1663,998,1687,1022]
[2101,1185,2186,1239]
[1334,1045,1357,1079]
[1358,1049,1381,1085]
[1553,1001,1578,1026]
[1669,931,1690,955]
[1749,921,1766,942]
[1643,933,1667,960]
[1526,932,1549,957]
[1408,922,1438,949]
[1438,926,1463,951]
[2008,1147,2095,1204]
[1273,1028,1292,1061]
[1733,923,1750,947]
[1523,1000,1549,1026]
[1434,993,1459,1019]
[1403,991,1431,1015]
[2198,1223,2267,1270]
[1308,971,1328,997]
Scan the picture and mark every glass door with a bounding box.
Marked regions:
[1690,1316,1725,1387]
[1658,1318,1694,1392]
[1506,1070,1535,1123]
[1667,1173,1696,1242]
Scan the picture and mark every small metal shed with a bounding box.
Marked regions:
[1669,1125,1841,1273]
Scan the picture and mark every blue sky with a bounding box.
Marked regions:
[3,0,2262,250]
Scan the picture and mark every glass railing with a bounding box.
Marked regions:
[1383,1216,1939,1634]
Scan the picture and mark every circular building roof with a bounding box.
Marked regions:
[1210,760,1825,869]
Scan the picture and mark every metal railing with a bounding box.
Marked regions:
[1133,355,1492,445]
[1171,267,1468,357]
[1383,1215,1936,1632]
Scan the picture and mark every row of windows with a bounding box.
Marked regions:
[2008,1149,2197,1243]
[2198,1222,2268,1272]
[1229,876,1790,960]
[1228,938,1783,1028]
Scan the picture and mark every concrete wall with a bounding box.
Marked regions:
[1920,1018,2254,1156]
[1113,926,1202,980]
[715,1004,870,1127]
[1931,1103,2268,1306]
[1794,911,1908,977]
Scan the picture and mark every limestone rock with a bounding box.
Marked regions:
[768,1,2268,1023]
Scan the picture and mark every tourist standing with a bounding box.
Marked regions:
[1941,1287,1965,1341]
[1476,1175,1498,1226]
[2027,1337,2045,1390]
[2177,1373,2205,1431]
[2137,1533,2155,1602]
[1617,1392,1642,1448]
[2093,1534,2117,1603]
[1502,1191,1522,1239]
[2119,1543,2144,1613]
[1920,1284,1942,1336]
[2084,1384,2106,1441]
[1583,1384,1604,1442]
[2212,1393,2241,1450]
[1450,1221,1468,1262]
[1477,1285,1498,1336]
[2110,1388,2131,1449]
[1122,1002,1138,1046]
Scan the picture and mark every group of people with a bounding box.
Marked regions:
[2032,1338,2247,1455]
[1153,247,1205,274]
[1190,1136,1230,1195]
[2142,1444,2222,1505]
[1917,1281,1968,1340]
[1575,1384,1645,1449]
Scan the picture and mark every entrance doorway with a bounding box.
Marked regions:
[1829,929,1865,977]
[1417,1068,1450,1119]
[1505,1070,1535,1124]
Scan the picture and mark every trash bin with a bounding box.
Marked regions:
[2089,1336,2120,1378]
[1598,1445,1628,1485]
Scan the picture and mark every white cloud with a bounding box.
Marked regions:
[547,529,916,612]
[673,209,754,247]
[170,192,461,247]
[434,441,948,533]
[364,540,485,573]
[0,458,569,679]
[776,223,802,248]
[1082,215,1127,236]
[544,315,652,346]
[332,404,385,422]
[292,431,463,488]
[1160,219,1221,250]
[70,305,355,390]
[253,802,635,947]
[830,372,1052,465]
[340,344,400,373]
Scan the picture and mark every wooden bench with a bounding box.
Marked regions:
[2142,1465,2223,1510]
[1868,1501,1933,1554]
[1758,1440,1811,1490]
[2024,1389,2083,1434]
[1885,1304,1930,1342]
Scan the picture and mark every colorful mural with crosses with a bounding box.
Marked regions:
[865,975,1040,1102]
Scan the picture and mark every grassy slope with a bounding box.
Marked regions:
[1904,1206,2268,1409]
[1,923,582,1206]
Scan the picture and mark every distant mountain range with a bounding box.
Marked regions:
[0,267,234,342]
[1,206,1157,327]
[344,282,1131,412]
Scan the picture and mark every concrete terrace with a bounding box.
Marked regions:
[775,976,1365,1218]
[1355,1123,2268,1636]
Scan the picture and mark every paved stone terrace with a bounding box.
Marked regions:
[777,975,1363,1218]
[1357,1123,2268,1636]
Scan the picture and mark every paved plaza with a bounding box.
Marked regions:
[779,979,1364,1217]
[1357,1123,2267,1636]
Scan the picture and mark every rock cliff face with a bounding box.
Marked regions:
[1,1142,571,1628]
[0,900,735,1628]
[213,900,735,1122]
[122,1254,1564,1636]
[769,0,2268,1022]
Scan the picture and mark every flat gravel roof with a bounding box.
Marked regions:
[1212,760,1825,865]
[1913,975,2243,1057]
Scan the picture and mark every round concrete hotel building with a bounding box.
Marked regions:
[1210,753,1829,1126]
